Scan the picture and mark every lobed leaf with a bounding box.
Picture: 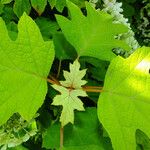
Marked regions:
[98,46,150,150]
[0,13,54,125]
[52,60,87,126]
[52,85,87,127]
[48,0,85,12]
[56,1,130,61]
[60,59,87,88]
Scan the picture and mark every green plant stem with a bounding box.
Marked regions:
[57,60,62,78]
[60,126,64,150]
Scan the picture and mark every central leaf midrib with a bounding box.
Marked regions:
[0,62,46,81]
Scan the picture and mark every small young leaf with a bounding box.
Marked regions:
[52,60,87,126]
[60,59,87,88]
[52,85,87,127]
[56,1,130,61]
[98,46,150,150]
[0,13,54,125]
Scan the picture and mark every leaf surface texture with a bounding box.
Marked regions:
[98,47,150,150]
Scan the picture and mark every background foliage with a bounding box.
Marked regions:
[0,0,150,150]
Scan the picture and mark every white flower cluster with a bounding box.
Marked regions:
[103,0,128,25]
[0,114,37,150]
[137,0,150,46]
[103,0,140,52]
[89,0,98,7]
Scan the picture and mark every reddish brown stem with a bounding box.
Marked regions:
[47,76,103,93]
[83,85,103,89]
[47,78,57,85]
[48,75,60,85]
[82,88,103,93]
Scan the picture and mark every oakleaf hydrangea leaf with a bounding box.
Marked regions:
[56,1,130,61]
[60,59,87,88]
[0,13,54,125]
[48,0,66,12]
[52,60,87,126]
[52,85,87,127]
[98,47,150,150]
[48,0,85,12]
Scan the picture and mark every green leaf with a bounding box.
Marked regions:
[48,0,85,12]
[53,33,77,60]
[42,122,60,149]
[136,130,150,150]
[0,2,4,15]
[35,17,59,40]
[70,0,85,8]
[31,0,47,15]
[2,5,17,23]
[60,59,87,88]
[98,46,150,150]
[1,0,12,4]
[52,85,87,126]
[52,60,87,126]
[56,1,130,61]
[13,0,31,18]
[8,145,29,150]
[0,13,54,125]
[6,21,18,40]
[48,0,66,12]
[81,57,109,81]
[43,108,113,150]
[48,0,56,9]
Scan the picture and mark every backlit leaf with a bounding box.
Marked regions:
[98,46,150,150]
